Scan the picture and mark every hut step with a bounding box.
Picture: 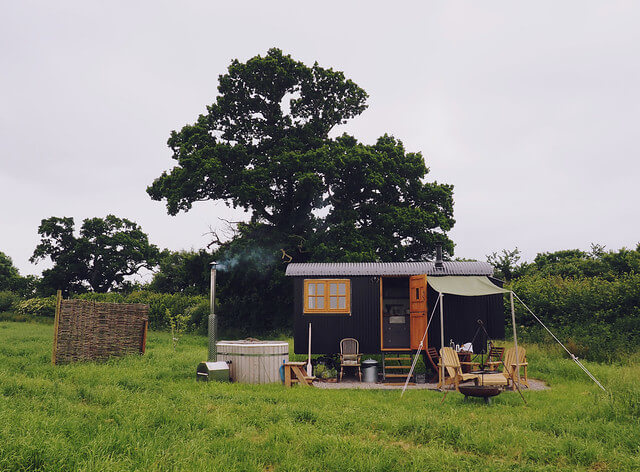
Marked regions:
[382,351,415,382]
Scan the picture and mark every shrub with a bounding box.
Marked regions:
[3,291,209,332]
[167,308,190,350]
[313,364,337,380]
[0,291,19,312]
[185,299,210,334]
[506,273,640,361]
[73,290,208,331]
[15,296,57,317]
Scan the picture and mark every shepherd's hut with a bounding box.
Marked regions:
[285,254,505,380]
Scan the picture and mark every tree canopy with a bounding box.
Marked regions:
[31,215,160,294]
[149,249,212,295]
[148,48,368,240]
[0,251,20,291]
[148,48,455,262]
[487,244,640,281]
[311,134,454,261]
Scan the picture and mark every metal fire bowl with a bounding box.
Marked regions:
[458,384,502,398]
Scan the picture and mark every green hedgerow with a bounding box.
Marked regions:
[15,296,57,317]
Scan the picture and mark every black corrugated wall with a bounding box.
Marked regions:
[426,278,505,353]
[293,276,381,354]
[292,275,505,355]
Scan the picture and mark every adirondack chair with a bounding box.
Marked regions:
[339,338,362,381]
[502,346,529,389]
[437,347,478,391]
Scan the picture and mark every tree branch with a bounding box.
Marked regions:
[281,249,293,263]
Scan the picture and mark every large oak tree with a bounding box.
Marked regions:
[148,48,455,262]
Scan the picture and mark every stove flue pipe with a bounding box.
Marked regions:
[208,261,218,361]
[435,245,444,269]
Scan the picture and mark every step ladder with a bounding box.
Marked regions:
[382,352,415,385]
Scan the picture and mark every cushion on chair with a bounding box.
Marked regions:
[476,373,508,386]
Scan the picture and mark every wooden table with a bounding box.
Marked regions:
[284,361,315,387]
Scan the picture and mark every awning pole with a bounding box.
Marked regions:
[511,291,520,388]
[401,294,441,397]
[439,292,445,390]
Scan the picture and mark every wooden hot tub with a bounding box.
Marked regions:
[216,340,289,384]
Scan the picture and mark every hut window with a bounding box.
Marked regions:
[303,279,350,314]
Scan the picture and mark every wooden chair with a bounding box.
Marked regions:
[339,338,362,381]
[425,347,440,382]
[459,345,505,372]
[457,350,476,373]
[484,346,505,371]
[502,346,529,389]
[437,347,478,391]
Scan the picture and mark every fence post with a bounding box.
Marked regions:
[141,320,148,354]
[51,290,62,365]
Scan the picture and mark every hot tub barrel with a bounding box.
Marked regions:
[217,340,289,384]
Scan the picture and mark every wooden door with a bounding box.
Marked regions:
[409,274,427,350]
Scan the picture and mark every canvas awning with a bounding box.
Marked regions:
[427,276,509,296]
[402,276,606,396]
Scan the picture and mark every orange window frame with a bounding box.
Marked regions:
[303,279,351,314]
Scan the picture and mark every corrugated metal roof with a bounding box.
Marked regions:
[285,261,494,277]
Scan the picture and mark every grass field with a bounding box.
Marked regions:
[0,321,638,471]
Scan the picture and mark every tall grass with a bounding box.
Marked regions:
[0,321,638,471]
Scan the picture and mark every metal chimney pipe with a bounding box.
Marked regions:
[208,261,218,361]
[435,245,444,269]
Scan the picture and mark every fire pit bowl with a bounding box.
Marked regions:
[457,384,502,404]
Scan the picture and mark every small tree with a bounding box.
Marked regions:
[487,248,525,281]
[31,215,160,295]
[166,309,190,350]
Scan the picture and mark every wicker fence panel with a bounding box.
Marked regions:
[54,299,149,364]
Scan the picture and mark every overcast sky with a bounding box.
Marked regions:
[2,1,639,278]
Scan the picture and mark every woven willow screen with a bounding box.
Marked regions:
[52,298,149,364]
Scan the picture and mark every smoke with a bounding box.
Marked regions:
[215,246,278,272]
